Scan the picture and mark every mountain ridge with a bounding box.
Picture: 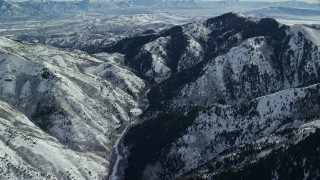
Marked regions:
[0,36,145,179]
[99,13,320,179]
[0,12,320,180]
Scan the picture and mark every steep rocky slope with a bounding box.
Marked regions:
[0,99,108,179]
[125,83,320,180]
[105,13,320,108]
[101,13,320,179]
[0,36,145,179]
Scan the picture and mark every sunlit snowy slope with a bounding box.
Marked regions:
[0,36,145,179]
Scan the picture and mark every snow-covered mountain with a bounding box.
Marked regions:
[0,0,89,18]
[0,0,35,17]
[99,13,320,179]
[0,36,145,179]
[246,7,320,17]
[129,0,200,6]
[1,12,320,180]
[1,0,319,19]
[244,7,320,26]
[0,99,109,179]
[0,0,199,18]
[14,13,193,54]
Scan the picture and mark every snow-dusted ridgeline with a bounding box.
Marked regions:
[1,11,320,180]
[114,13,320,180]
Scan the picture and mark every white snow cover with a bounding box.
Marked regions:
[166,83,319,176]
[142,36,172,82]
[183,21,211,41]
[142,24,320,178]
[86,53,145,97]
[174,25,320,107]
[300,26,320,47]
[178,36,203,71]
[130,108,143,116]
[176,36,277,105]
[0,99,109,179]
[0,36,145,179]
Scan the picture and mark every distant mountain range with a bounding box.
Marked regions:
[1,0,319,18]
[0,0,89,18]
[245,6,320,18]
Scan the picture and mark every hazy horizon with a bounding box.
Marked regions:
[7,0,320,3]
